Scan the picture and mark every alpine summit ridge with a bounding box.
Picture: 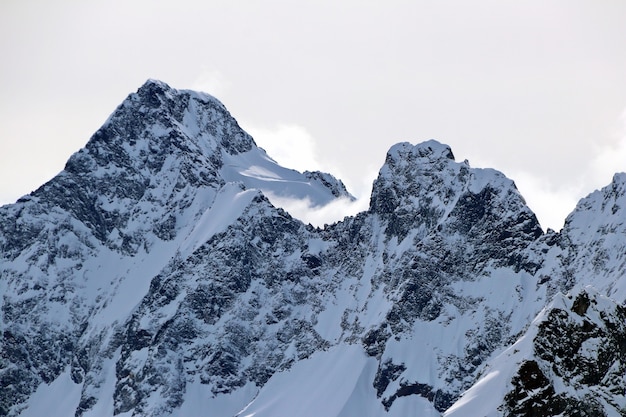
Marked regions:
[1,80,625,417]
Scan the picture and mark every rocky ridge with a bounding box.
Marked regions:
[1,80,625,417]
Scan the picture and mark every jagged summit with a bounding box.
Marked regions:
[136,78,226,114]
[387,139,455,162]
[369,139,542,249]
[85,78,252,160]
[369,140,464,216]
[17,80,352,249]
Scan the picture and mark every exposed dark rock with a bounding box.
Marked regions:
[382,380,455,412]
[373,359,406,397]
[571,291,591,316]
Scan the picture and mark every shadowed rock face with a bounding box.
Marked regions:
[2,81,626,417]
[501,290,626,417]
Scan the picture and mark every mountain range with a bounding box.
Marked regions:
[2,80,625,417]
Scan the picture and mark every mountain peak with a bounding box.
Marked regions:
[22,80,352,250]
[138,77,172,92]
[134,79,226,113]
[369,139,542,261]
[83,78,250,156]
[142,78,171,89]
[134,78,177,109]
[369,140,463,220]
[385,139,455,165]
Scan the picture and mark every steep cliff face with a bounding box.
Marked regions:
[350,141,546,413]
[1,80,625,417]
[560,173,626,301]
[444,174,626,417]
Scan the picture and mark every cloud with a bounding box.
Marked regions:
[509,171,582,232]
[191,69,230,98]
[264,193,370,228]
[243,122,379,196]
[506,108,626,232]
[242,122,377,226]
[243,123,323,173]
[588,109,626,184]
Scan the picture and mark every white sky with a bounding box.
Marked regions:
[1,1,626,231]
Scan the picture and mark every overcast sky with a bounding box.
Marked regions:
[2,1,626,230]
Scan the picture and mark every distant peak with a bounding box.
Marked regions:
[369,140,462,231]
[132,79,224,112]
[134,79,175,108]
[387,140,455,162]
[141,78,172,89]
[613,172,626,186]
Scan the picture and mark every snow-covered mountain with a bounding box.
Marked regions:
[445,173,626,416]
[2,80,625,417]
